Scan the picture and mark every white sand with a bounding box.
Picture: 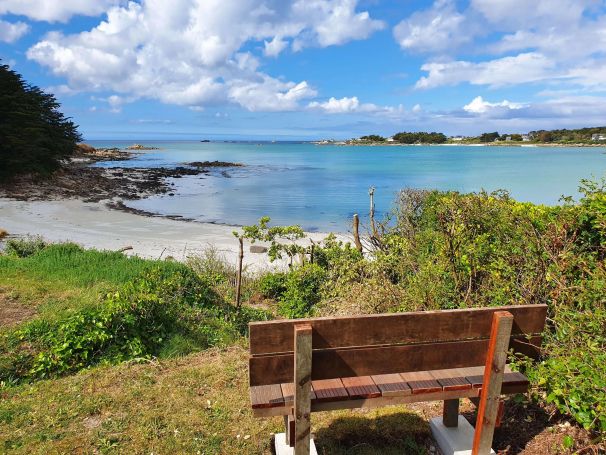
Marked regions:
[0,198,349,270]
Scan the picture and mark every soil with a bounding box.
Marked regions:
[0,290,37,327]
[409,398,604,454]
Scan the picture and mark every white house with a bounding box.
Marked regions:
[522,134,531,142]
[591,133,606,141]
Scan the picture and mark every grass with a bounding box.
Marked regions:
[0,346,432,454]
[0,243,190,324]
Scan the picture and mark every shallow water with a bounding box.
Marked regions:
[90,141,606,232]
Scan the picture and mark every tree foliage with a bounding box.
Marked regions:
[479,131,500,142]
[392,131,447,144]
[0,63,82,181]
[359,134,386,142]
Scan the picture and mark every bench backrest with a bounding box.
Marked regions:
[249,304,547,386]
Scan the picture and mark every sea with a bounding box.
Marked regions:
[89,141,606,232]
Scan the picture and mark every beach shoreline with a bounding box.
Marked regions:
[0,198,345,270]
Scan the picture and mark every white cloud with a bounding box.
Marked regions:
[463,96,524,114]
[393,0,472,53]
[0,19,29,43]
[0,0,123,23]
[264,35,288,57]
[308,96,405,117]
[25,0,383,112]
[416,52,556,89]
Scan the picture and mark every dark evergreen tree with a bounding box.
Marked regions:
[0,63,81,181]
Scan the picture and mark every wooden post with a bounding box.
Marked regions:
[443,399,459,427]
[472,311,514,455]
[369,187,378,238]
[352,214,363,253]
[294,324,312,455]
[235,237,244,309]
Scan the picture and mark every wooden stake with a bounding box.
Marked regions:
[294,324,312,455]
[472,311,513,455]
[369,186,377,238]
[235,237,244,309]
[353,214,363,253]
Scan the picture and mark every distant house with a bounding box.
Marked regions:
[505,136,512,141]
[591,133,606,141]
[386,136,395,142]
[450,136,464,141]
[522,134,531,142]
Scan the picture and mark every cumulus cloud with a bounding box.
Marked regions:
[416,52,556,89]
[393,0,473,53]
[463,96,525,115]
[0,19,29,43]
[308,96,405,117]
[395,0,606,91]
[0,0,123,23]
[25,0,383,112]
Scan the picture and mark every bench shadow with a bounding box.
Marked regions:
[462,397,554,454]
[311,410,432,455]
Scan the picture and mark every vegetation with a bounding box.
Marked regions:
[2,180,606,450]
[479,131,500,142]
[530,126,606,143]
[393,131,447,144]
[359,134,386,142]
[0,63,82,181]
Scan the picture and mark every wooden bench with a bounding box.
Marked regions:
[249,304,548,455]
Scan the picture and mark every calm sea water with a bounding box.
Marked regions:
[90,141,606,232]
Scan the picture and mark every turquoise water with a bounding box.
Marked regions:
[90,141,606,232]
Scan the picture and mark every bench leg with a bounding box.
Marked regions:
[472,311,513,455]
[294,324,312,455]
[443,399,459,427]
[284,414,295,447]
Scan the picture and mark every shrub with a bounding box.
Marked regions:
[4,237,47,258]
[258,272,288,299]
[278,264,326,318]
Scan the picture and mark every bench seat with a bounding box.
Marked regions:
[251,365,529,417]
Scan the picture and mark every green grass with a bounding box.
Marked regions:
[0,243,190,324]
[0,346,432,454]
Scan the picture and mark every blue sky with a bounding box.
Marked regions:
[2,0,606,140]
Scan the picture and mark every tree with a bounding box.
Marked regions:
[0,63,81,181]
[479,132,500,142]
[393,131,447,144]
[359,134,386,142]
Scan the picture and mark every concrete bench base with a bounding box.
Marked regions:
[430,415,496,455]
[274,433,318,455]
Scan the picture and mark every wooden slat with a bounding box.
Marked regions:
[430,368,472,392]
[467,371,529,390]
[401,371,442,394]
[250,384,284,409]
[249,305,548,355]
[281,382,317,404]
[341,376,381,399]
[371,374,411,396]
[250,338,490,386]
[311,379,348,403]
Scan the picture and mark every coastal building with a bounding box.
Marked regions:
[386,136,395,142]
[522,134,531,142]
[505,136,512,141]
[591,133,606,141]
[450,136,464,141]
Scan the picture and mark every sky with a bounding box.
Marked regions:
[2,0,606,140]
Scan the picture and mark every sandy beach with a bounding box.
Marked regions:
[0,198,346,270]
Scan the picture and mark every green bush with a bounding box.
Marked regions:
[278,264,326,318]
[4,237,47,258]
[258,272,288,299]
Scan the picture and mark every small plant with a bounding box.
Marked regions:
[4,237,47,258]
[258,272,288,299]
[278,264,326,318]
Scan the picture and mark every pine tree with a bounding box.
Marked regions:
[0,63,82,181]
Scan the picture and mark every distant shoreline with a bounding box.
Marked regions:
[313,141,606,148]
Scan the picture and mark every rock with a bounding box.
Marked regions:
[126,144,159,150]
[76,143,96,154]
[187,160,243,168]
[0,229,8,239]
[250,245,268,254]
